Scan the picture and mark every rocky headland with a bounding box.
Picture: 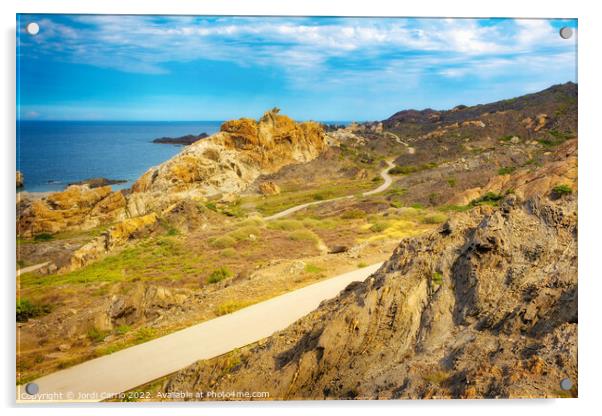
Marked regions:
[67,177,127,189]
[152,133,209,145]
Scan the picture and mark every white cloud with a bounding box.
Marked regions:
[19,16,576,88]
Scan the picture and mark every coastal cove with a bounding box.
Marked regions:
[17,120,351,193]
[17,121,223,193]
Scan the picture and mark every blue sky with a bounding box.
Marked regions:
[16,15,577,121]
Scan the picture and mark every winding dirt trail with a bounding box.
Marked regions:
[17,262,384,403]
[264,160,395,220]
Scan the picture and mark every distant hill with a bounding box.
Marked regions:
[382,82,577,141]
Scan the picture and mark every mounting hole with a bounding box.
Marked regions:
[560,378,573,391]
[26,22,40,36]
[559,27,573,40]
[25,382,39,395]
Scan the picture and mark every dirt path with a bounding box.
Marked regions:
[264,160,395,220]
[16,262,49,277]
[17,262,384,402]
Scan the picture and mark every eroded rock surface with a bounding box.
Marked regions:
[17,185,127,237]
[165,194,577,399]
[129,109,326,216]
[16,109,327,237]
[258,181,281,196]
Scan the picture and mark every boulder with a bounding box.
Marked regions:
[259,181,281,196]
[59,213,158,273]
[17,185,127,237]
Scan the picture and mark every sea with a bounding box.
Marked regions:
[17,120,351,193]
[16,121,223,193]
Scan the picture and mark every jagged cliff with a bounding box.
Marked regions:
[164,193,577,399]
[127,109,327,216]
[17,109,327,236]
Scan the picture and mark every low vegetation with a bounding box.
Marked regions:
[551,184,573,197]
[87,327,109,343]
[304,263,323,274]
[470,192,504,207]
[207,267,233,284]
[16,299,51,322]
[267,219,304,231]
[422,213,447,224]
[241,179,375,216]
[388,162,438,175]
[538,130,573,147]
[33,233,54,242]
[214,300,249,316]
[497,166,516,175]
[288,229,319,242]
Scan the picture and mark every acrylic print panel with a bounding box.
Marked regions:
[16,15,578,402]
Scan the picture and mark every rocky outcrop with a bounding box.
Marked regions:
[16,171,24,188]
[153,133,208,145]
[17,185,127,237]
[59,213,158,273]
[447,139,577,206]
[16,110,327,236]
[108,283,190,327]
[67,177,127,189]
[129,109,326,216]
[259,181,281,196]
[164,194,577,399]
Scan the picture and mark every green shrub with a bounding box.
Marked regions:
[389,165,415,175]
[389,162,438,175]
[267,219,304,231]
[422,213,447,224]
[304,263,323,274]
[16,299,51,322]
[220,248,238,258]
[221,203,245,218]
[497,166,516,175]
[239,216,265,227]
[209,235,237,249]
[302,217,339,230]
[215,301,246,316]
[438,204,472,213]
[115,324,131,335]
[166,227,179,236]
[33,233,54,242]
[538,130,573,147]
[87,327,108,343]
[447,178,457,187]
[470,192,504,207]
[228,225,261,241]
[341,208,366,219]
[357,262,368,268]
[134,327,156,343]
[288,229,319,242]
[551,184,573,197]
[369,221,390,232]
[432,272,443,285]
[207,267,232,284]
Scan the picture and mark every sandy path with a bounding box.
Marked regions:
[264,160,395,220]
[17,262,383,403]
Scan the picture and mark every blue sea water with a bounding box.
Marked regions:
[16,121,223,193]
